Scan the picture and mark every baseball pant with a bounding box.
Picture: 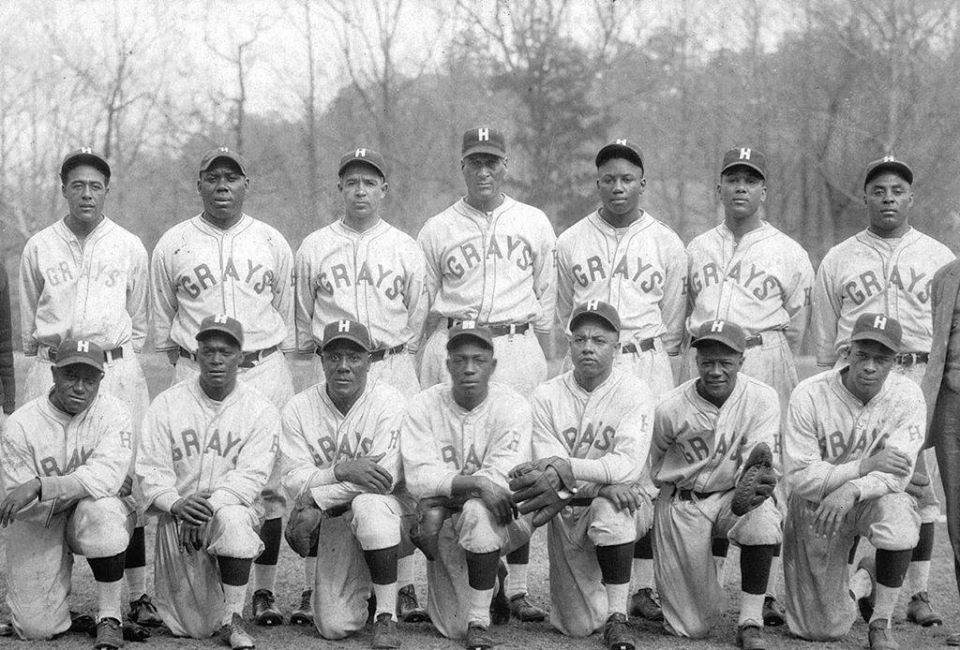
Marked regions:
[653,486,782,638]
[419,325,547,396]
[153,506,264,638]
[6,496,135,640]
[783,492,920,640]
[933,385,960,599]
[312,350,421,399]
[547,494,653,637]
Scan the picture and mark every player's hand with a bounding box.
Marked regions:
[812,483,859,538]
[598,484,642,514]
[0,478,41,527]
[179,523,205,553]
[172,490,214,526]
[118,475,133,498]
[333,453,392,494]
[476,476,518,526]
[859,447,912,477]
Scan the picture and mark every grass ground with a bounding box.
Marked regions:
[1,354,958,649]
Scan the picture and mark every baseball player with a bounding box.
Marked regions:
[401,323,534,649]
[783,313,924,650]
[555,139,686,620]
[812,155,952,627]
[684,147,814,622]
[519,301,655,650]
[18,148,159,627]
[417,126,555,620]
[0,263,14,423]
[280,319,410,648]
[0,339,135,649]
[651,320,782,650]
[136,316,279,649]
[151,146,295,625]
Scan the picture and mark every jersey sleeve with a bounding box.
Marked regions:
[811,252,843,367]
[294,243,318,354]
[660,233,688,355]
[417,223,442,316]
[567,392,653,486]
[136,396,183,512]
[473,398,532,490]
[532,214,558,334]
[0,416,39,500]
[402,242,429,353]
[150,236,179,353]
[530,388,570,460]
[127,238,150,353]
[278,399,335,501]
[783,246,815,356]
[554,237,575,332]
[649,399,679,487]
[18,239,42,356]
[208,403,280,511]
[735,389,781,481]
[401,393,457,498]
[272,235,297,353]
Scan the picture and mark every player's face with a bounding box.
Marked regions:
[196,334,242,391]
[197,162,248,224]
[695,343,744,403]
[597,158,645,219]
[339,163,387,223]
[447,340,497,405]
[462,154,506,206]
[49,364,104,415]
[569,319,618,382]
[843,340,895,402]
[320,340,370,403]
[62,164,109,229]
[717,168,766,220]
[864,172,913,238]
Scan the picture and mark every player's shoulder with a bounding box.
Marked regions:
[502,194,550,221]
[658,377,696,409]
[790,368,834,401]
[686,224,722,251]
[150,379,194,408]
[734,373,780,406]
[531,372,569,403]
[639,210,684,242]
[243,215,291,246]
[154,215,197,246]
[365,381,406,413]
[4,396,47,432]
[407,382,449,411]
[487,381,531,413]
[284,383,324,414]
[905,228,954,260]
[759,222,809,256]
[233,381,280,417]
[419,200,463,234]
[882,371,924,402]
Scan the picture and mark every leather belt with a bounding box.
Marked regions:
[446,319,530,337]
[315,343,405,363]
[622,338,656,354]
[180,345,278,368]
[676,488,717,501]
[745,334,763,348]
[46,345,124,363]
[895,352,929,367]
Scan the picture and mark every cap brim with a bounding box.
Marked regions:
[61,154,111,179]
[721,162,765,179]
[691,334,744,353]
[446,331,493,350]
[849,332,898,352]
[196,327,243,347]
[569,312,620,333]
[338,159,386,179]
[321,333,371,352]
[200,156,246,176]
[595,145,643,170]
[462,145,506,159]
[865,162,913,187]
[54,355,103,371]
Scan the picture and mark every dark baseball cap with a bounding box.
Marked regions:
[462,127,507,159]
[595,139,644,174]
[338,147,387,179]
[721,147,766,180]
[55,339,104,371]
[447,321,494,351]
[320,319,373,352]
[569,300,621,333]
[199,147,248,176]
[849,313,902,353]
[60,148,111,182]
[692,320,747,353]
[864,156,913,188]
[196,314,244,348]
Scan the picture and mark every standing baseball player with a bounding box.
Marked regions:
[684,147,814,622]
[518,301,655,650]
[0,339,135,649]
[18,148,159,628]
[151,146,295,625]
[136,316,279,649]
[401,323,534,649]
[0,262,14,424]
[417,126,555,620]
[280,319,410,648]
[783,314,924,650]
[812,155,952,627]
[555,139,686,620]
[651,320,782,650]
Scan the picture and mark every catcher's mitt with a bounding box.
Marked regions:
[284,496,323,558]
[509,456,577,527]
[409,496,452,561]
[905,471,929,499]
[731,442,776,516]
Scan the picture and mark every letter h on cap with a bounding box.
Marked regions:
[338,320,351,332]
[739,148,751,160]
[355,148,366,158]
[711,321,725,333]
[77,340,90,352]
[214,314,228,324]
[873,315,887,330]
[586,299,599,311]
[477,128,489,141]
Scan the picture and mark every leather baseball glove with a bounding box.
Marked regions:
[905,471,929,499]
[284,495,323,558]
[731,442,776,516]
[409,496,453,561]
[508,456,577,527]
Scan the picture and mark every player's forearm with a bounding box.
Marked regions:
[569,455,642,486]
[786,461,860,502]
[309,482,363,510]
[849,473,908,501]
[406,465,457,499]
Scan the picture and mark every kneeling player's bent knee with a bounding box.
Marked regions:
[728,499,782,546]
[69,497,133,557]
[206,505,264,558]
[456,498,504,554]
[350,493,402,550]
[586,497,642,547]
[863,493,920,551]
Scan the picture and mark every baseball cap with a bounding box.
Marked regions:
[199,146,248,176]
[338,147,387,179]
[196,314,244,348]
[691,320,747,353]
[849,313,902,352]
[595,139,644,174]
[320,319,373,352]
[446,321,494,351]
[569,300,621,333]
[54,339,104,371]
[721,147,766,180]
[60,147,111,182]
[461,127,507,159]
[864,155,913,188]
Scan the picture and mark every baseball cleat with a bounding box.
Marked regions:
[906,591,942,626]
[93,617,123,650]
[601,612,635,650]
[761,595,785,627]
[396,584,429,623]
[489,563,510,625]
[251,589,283,626]
[372,613,401,649]
[629,587,663,621]
[736,620,765,650]
[464,621,495,650]
[128,594,164,627]
[71,612,96,635]
[854,556,877,623]
[867,618,898,650]
[219,613,255,650]
[508,595,546,622]
[289,589,313,626]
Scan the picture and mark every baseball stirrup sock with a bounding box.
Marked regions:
[397,554,415,587]
[605,582,630,616]
[96,579,123,623]
[632,559,654,590]
[505,563,528,598]
[466,586,494,627]
[222,584,248,624]
[304,556,317,591]
[871,585,900,623]
[739,592,765,626]
[373,582,398,619]
[125,566,147,600]
[253,564,278,593]
[849,568,872,601]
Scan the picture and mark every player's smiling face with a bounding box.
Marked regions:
[597,158,645,222]
[842,340,895,403]
[718,167,766,220]
[569,318,618,389]
[864,172,913,238]
[196,333,242,397]
[695,343,744,405]
[447,340,496,408]
[321,339,371,406]
[62,164,108,230]
[339,163,387,225]
[197,161,248,227]
[50,364,104,415]
[462,153,506,209]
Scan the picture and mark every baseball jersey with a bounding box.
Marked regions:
[137,379,279,514]
[280,382,404,510]
[784,368,925,503]
[295,218,428,352]
[417,196,556,330]
[556,210,686,352]
[650,374,780,493]
[150,213,295,353]
[530,369,654,494]
[812,227,954,365]
[686,221,814,352]
[401,382,531,498]
[19,217,149,354]
[0,392,133,503]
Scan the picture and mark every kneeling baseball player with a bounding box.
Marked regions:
[510,301,655,650]
[651,320,782,649]
[137,316,279,649]
[783,313,924,650]
[0,339,136,649]
[280,320,410,648]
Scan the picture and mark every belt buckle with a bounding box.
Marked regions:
[507,323,517,340]
[899,353,915,367]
